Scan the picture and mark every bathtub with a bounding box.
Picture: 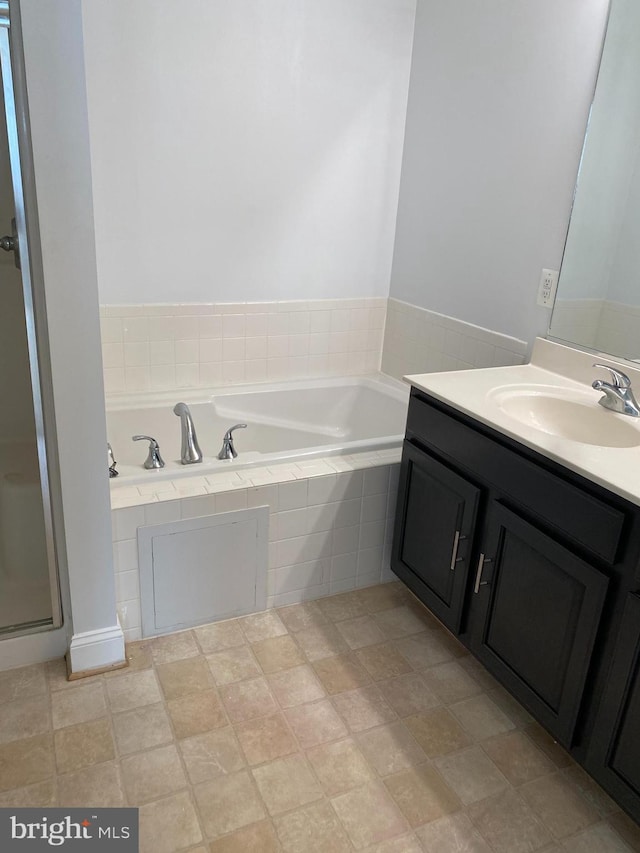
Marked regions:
[106,375,409,484]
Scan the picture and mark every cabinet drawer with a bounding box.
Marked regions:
[407,393,626,565]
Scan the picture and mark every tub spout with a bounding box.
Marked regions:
[173,402,203,464]
[217,423,247,460]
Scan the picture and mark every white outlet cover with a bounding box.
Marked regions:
[537,268,559,308]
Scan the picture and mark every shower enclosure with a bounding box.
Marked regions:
[0,1,62,639]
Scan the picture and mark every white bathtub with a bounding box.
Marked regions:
[106,375,409,484]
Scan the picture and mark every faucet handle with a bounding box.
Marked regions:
[593,363,631,388]
[224,423,248,440]
[218,423,248,460]
[132,435,165,469]
[107,442,119,478]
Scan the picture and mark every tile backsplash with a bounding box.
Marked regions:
[381,298,528,379]
[100,295,530,396]
[551,298,640,360]
[100,298,387,395]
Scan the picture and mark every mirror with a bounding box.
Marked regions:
[549,0,640,362]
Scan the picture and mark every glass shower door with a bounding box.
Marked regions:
[0,4,61,635]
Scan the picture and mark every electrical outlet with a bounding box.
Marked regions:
[537,268,559,308]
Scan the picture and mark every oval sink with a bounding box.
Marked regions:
[488,385,640,448]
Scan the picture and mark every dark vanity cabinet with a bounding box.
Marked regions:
[467,501,608,746]
[586,593,640,817]
[394,443,479,632]
[392,388,640,822]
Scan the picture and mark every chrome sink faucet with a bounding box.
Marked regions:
[592,364,640,418]
[217,423,247,460]
[173,402,203,463]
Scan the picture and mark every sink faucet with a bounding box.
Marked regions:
[173,402,203,463]
[592,364,640,418]
[217,423,247,460]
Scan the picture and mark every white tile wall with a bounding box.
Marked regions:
[549,297,640,361]
[101,295,534,393]
[549,298,604,350]
[381,297,528,379]
[595,301,640,358]
[111,451,401,642]
[100,298,386,395]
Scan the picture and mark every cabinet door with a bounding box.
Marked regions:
[391,441,480,632]
[470,502,609,746]
[587,594,640,821]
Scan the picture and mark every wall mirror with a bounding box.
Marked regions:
[549,0,640,361]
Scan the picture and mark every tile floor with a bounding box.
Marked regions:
[1,581,640,853]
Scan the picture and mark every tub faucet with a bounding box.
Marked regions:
[592,364,640,418]
[217,423,247,460]
[173,402,203,464]
[107,443,118,478]
[132,435,165,469]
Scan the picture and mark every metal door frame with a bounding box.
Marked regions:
[0,0,65,633]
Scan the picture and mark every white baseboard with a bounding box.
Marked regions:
[68,622,126,674]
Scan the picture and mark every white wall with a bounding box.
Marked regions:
[82,0,416,305]
[389,0,610,344]
[20,0,124,667]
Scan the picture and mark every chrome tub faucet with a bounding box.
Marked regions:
[592,364,640,418]
[173,402,203,463]
[217,423,247,460]
[132,435,165,469]
[107,442,118,478]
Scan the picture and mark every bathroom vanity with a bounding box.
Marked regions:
[391,339,640,823]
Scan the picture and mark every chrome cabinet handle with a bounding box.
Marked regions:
[449,531,467,571]
[474,553,492,593]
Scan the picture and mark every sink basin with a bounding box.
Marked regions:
[488,385,640,448]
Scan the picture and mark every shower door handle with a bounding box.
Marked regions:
[0,217,20,268]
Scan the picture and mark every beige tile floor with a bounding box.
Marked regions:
[1,581,640,853]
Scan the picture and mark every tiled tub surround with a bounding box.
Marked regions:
[549,298,604,351]
[2,583,638,853]
[100,298,387,395]
[111,452,401,643]
[551,298,640,359]
[382,298,528,380]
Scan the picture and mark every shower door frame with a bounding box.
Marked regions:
[0,0,64,635]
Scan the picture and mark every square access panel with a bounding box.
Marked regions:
[138,507,268,637]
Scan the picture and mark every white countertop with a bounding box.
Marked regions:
[404,338,640,507]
